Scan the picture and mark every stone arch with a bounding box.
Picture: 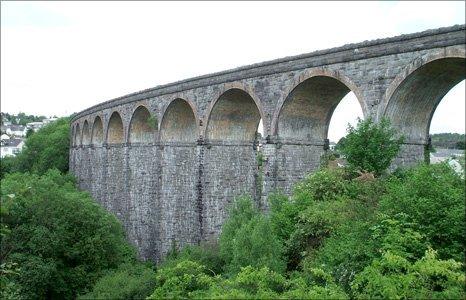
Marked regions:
[106,111,125,144]
[74,123,81,146]
[381,52,466,144]
[273,70,365,141]
[128,105,156,143]
[82,120,91,145]
[91,116,104,146]
[205,86,264,142]
[160,98,198,143]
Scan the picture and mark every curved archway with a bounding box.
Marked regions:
[91,116,104,146]
[128,106,156,143]
[82,120,91,145]
[276,75,363,142]
[160,98,197,143]
[383,57,466,144]
[206,88,262,142]
[74,123,81,146]
[106,112,124,144]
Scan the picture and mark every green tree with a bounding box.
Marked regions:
[379,163,465,262]
[14,117,70,175]
[339,118,403,176]
[351,249,465,299]
[219,196,286,275]
[1,170,135,299]
[79,262,156,300]
[148,260,217,299]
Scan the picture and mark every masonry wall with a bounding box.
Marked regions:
[202,144,258,240]
[159,144,200,257]
[127,145,160,260]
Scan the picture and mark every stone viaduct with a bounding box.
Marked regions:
[70,25,465,261]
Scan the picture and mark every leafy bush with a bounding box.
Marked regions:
[293,168,348,202]
[148,260,217,299]
[79,262,156,300]
[1,170,135,299]
[339,118,403,176]
[219,196,285,275]
[162,241,225,277]
[351,249,465,299]
[379,163,465,262]
[0,156,16,179]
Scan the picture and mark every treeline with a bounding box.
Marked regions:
[0,112,49,126]
[0,117,70,178]
[431,133,465,149]
[1,118,464,299]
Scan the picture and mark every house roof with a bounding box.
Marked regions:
[1,138,24,147]
[7,125,26,131]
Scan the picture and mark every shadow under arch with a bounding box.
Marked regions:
[74,123,81,147]
[106,111,125,144]
[91,116,104,146]
[128,105,156,144]
[82,120,91,145]
[205,87,264,142]
[160,98,198,143]
[381,55,466,144]
[272,71,366,142]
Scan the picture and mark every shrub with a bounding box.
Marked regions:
[293,168,348,203]
[219,196,286,275]
[79,262,156,300]
[339,118,403,176]
[379,163,465,262]
[162,241,225,276]
[148,260,217,299]
[1,170,135,299]
[351,249,465,299]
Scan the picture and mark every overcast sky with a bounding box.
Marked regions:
[1,1,465,141]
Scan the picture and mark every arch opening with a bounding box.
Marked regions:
[82,120,91,145]
[160,99,197,143]
[74,123,81,146]
[129,106,156,143]
[91,116,104,146]
[277,76,360,142]
[106,112,124,144]
[384,57,466,144]
[327,91,364,144]
[206,88,261,142]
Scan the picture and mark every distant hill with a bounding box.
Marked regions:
[431,133,465,150]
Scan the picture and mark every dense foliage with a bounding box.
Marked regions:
[0,117,70,179]
[219,196,286,275]
[0,170,136,299]
[338,118,404,176]
[79,262,156,300]
[1,114,464,299]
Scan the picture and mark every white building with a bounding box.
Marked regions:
[26,121,45,132]
[5,125,27,137]
[0,138,24,158]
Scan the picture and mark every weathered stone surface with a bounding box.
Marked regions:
[69,25,466,262]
